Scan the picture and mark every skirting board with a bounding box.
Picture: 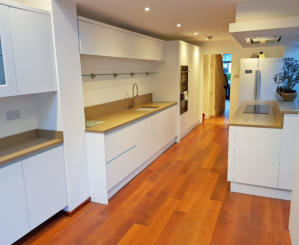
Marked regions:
[108,137,177,199]
[231,182,291,200]
[180,122,200,141]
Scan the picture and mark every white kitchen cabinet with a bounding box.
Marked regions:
[279,114,299,190]
[86,105,178,204]
[79,20,117,57]
[78,16,164,61]
[22,146,68,229]
[233,126,281,188]
[0,4,18,97]
[9,7,56,95]
[115,30,147,59]
[0,161,30,245]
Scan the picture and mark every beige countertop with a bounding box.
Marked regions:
[86,102,177,133]
[229,100,284,129]
[0,130,63,166]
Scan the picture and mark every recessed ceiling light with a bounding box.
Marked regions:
[205,36,213,40]
[144,7,150,12]
[194,32,198,36]
[176,23,182,28]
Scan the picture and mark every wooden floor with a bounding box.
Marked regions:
[17,107,291,245]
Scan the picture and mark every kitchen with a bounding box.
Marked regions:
[0,0,299,244]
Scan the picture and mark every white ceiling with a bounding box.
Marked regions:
[76,0,247,45]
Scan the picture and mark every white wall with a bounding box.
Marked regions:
[179,41,201,137]
[236,0,299,22]
[288,43,299,245]
[51,0,90,212]
[80,55,155,107]
[200,38,285,118]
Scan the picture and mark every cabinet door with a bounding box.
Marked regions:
[0,162,30,245]
[279,115,299,190]
[234,127,281,188]
[146,39,164,60]
[116,31,147,59]
[79,20,117,57]
[22,146,67,229]
[0,4,18,97]
[9,7,56,95]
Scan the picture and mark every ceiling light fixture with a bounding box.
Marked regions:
[176,23,182,28]
[194,32,198,36]
[205,36,213,40]
[144,7,150,12]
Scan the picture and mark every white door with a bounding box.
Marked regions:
[234,127,281,188]
[9,7,57,95]
[0,162,30,245]
[22,146,68,229]
[0,4,18,97]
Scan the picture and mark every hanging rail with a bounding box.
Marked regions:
[82,71,158,79]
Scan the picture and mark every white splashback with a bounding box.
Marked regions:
[0,92,59,138]
[80,55,155,107]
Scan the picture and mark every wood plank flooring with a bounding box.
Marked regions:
[16,111,291,245]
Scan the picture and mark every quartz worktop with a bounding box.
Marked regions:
[85,102,177,133]
[229,100,284,129]
[0,129,63,166]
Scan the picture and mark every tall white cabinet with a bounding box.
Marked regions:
[0,2,57,97]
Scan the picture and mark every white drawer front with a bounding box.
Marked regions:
[105,123,136,163]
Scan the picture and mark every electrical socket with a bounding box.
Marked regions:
[6,110,21,121]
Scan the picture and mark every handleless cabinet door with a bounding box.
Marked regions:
[22,146,68,229]
[9,7,56,95]
[0,4,18,97]
[0,161,30,245]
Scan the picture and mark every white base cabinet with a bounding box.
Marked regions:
[228,114,299,200]
[0,161,30,245]
[0,146,67,245]
[86,105,177,204]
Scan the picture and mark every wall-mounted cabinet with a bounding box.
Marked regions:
[0,3,57,98]
[78,16,164,61]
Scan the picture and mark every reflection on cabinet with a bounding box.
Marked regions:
[0,161,30,245]
[0,3,57,98]
[22,146,68,229]
[86,105,177,204]
[0,146,67,244]
[78,16,164,61]
[0,4,18,97]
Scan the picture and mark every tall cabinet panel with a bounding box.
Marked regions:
[9,7,56,95]
[0,4,18,97]
[0,161,30,245]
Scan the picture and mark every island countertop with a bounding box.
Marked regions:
[229,100,284,129]
[85,101,177,133]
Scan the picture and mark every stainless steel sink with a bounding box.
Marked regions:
[136,105,159,111]
[86,120,104,128]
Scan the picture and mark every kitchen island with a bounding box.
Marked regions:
[228,100,299,200]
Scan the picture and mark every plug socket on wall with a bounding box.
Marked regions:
[6,110,21,121]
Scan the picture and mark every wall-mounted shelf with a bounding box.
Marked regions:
[82,72,158,79]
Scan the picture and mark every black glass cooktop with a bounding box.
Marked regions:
[243,105,269,114]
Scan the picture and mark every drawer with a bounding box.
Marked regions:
[105,123,136,163]
[106,144,137,190]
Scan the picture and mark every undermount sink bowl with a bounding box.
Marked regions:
[86,120,104,128]
[136,105,159,111]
